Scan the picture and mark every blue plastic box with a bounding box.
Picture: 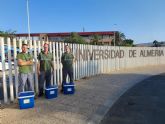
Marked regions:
[45,85,58,99]
[18,91,35,109]
[63,82,75,95]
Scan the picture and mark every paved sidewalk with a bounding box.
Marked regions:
[1,65,165,124]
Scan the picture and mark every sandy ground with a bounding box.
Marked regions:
[0,65,165,124]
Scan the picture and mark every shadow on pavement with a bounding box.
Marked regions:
[100,73,165,124]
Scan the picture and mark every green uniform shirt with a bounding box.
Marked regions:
[61,52,74,69]
[17,53,33,74]
[38,51,53,71]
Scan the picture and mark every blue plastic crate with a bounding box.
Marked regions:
[63,82,75,95]
[18,91,35,109]
[45,85,58,99]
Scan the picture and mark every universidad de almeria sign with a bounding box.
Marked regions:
[74,48,164,60]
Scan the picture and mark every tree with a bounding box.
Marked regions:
[90,34,101,45]
[0,29,16,44]
[115,32,126,46]
[0,29,16,38]
[119,32,126,41]
[153,40,160,47]
[122,39,134,46]
[64,32,86,44]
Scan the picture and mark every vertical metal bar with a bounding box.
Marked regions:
[89,45,91,76]
[80,44,84,78]
[75,44,78,80]
[72,44,76,80]
[26,0,31,40]
[7,38,14,101]
[97,45,99,74]
[55,42,59,85]
[29,39,35,91]
[29,39,32,54]
[76,43,78,79]
[61,43,64,83]
[82,44,84,77]
[49,41,52,53]
[59,42,63,84]
[53,42,56,85]
[99,46,102,74]
[33,40,38,93]
[85,44,87,77]
[38,40,41,53]
[92,45,94,75]
[87,45,90,77]
[90,45,92,75]
[19,39,22,53]
[77,44,80,80]
[107,45,110,73]
[0,37,8,103]
[49,42,53,85]
[13,38,18,97]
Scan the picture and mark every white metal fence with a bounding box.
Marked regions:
[0,37,165,103]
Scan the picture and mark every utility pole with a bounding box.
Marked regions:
[27,0,31,40]
[83,27,85,32]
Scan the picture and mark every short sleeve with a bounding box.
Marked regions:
[17,53,21,60]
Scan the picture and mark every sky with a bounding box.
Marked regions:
[0,0,165,44]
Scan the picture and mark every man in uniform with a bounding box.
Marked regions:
[61,45,74,92]
[37,43,53,97]
[17,44,34,93]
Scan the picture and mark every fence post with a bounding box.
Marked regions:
[55,42,59,85]
[72,43,76,80]
[13,38,18,97]
[49,42,53,85]
[77,44,80,80]
[87,45,90,77]
[7,38,14,102]
[82,44,85,77]
[59,42,63,84]
[0,37,8,103]
[33,40,39,93]
[85,44,87,77]
[19,39,22,52]
[52,42,56,85]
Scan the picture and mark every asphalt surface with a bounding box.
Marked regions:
[100,73,165,124]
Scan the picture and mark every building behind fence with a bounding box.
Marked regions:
[0,37,165,103]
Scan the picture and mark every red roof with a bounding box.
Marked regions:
[16,31,115,37]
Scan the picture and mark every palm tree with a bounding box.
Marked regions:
[90,34,101,45]
[116,32,126,46]
[153,40,159,47]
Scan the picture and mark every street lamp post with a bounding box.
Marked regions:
[26,0,31,40]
